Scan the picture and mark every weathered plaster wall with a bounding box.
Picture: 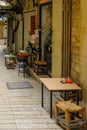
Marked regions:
[23,0,36,49]
[70,0,87,103]
[14,0,87,103]
[80,0,87,103]
[15,14,22,53]
[71,0,81,84]
[24,10,36,50]
[52,0,87,103]
[52,0,62,77]
[0,23,3,39]
[15,0,34,52]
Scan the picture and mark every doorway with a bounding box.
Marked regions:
[39,2,52,76]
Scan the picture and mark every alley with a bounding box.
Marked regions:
[0,45,63,130]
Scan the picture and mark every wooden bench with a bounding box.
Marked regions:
[33,61,47,75]
[55,100,87,130]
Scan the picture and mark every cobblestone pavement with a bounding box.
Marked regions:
[0,45,63,130]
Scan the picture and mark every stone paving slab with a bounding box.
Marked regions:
[0,45,63,130]
[0,45,86,130]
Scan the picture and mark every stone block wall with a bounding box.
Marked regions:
[0,23,4,39]
[14,0,87,103]
[52,0,62,77]
[52,0,87,103]
[70,0,81,84]
[80,0,87,103]
[70,0,87,103]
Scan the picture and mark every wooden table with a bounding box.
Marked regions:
[40,78,82,118]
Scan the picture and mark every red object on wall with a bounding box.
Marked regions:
[39,0,49,4]
[31,16,36,35]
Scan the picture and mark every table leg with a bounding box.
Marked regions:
[76,91,79,116]
[41,83,44,107]
[50,91,52,118]
[5,57,6,66]
[64,91,67,101]
[77,91,79,105]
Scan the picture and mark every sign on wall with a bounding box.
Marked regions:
[30,16,36,35]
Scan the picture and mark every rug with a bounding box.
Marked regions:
[6,81,33,89]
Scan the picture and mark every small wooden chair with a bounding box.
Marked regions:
[6,60,15,69]
[33,61,47,75]
[55,100,87,130]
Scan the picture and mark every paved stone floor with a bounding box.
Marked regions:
[0,45,87,130]
[0,45,63,130]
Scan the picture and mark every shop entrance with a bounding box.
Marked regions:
[39,2,52,76]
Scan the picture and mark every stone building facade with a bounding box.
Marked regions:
[71,0,81,84]
[52,0,87,103]
[13,0,87,103]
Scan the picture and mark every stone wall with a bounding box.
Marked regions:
[52,0,81,79]
[0,23,4,39]
[52,0,87,103]
[52,0,62,77]
[71,0,87,103]
[71,0,81,85]
[80,0,87,103]
[15,14,22,53]
[15,0,34,52]
[14,0,87,104]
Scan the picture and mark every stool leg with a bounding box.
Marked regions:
[55,102,59,125]
[36,64,39,75]
[18,67,20,76]
[81,107,87,130]
[18,70,19,76]
[65,110,71,130]
[24,67,25,78]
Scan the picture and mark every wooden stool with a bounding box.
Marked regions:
[55,101,87,130]
[33,61,47,75]
[6,60,15,69]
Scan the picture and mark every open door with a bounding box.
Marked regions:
[39,2,52,76]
